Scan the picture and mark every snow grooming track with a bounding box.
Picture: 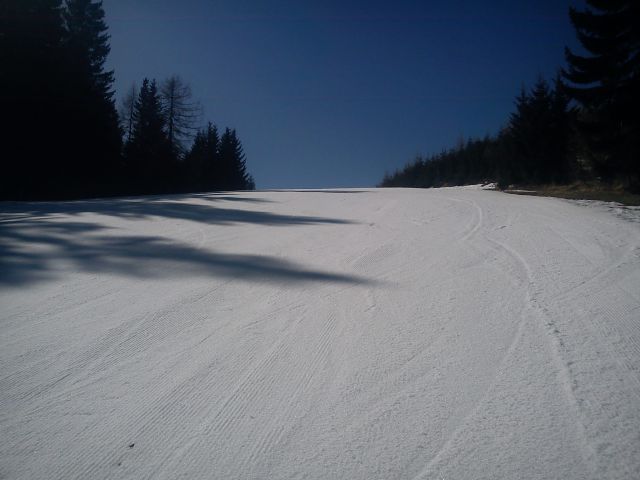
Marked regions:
[1,186,639,480]
[427,191,639,480]
[409,193,590,479]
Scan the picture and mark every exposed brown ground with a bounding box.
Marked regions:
[503,182,640,206]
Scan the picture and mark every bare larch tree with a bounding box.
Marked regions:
[160,75,202,157]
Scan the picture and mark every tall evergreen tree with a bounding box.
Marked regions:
[184,122,220,191]
[203,123,221,188]
[218,128,253,190]
[563,0,640,186]
[119,82,138,143]
[64,0,114,96]
[184,129,208,190]
[63,0,122,194]
[1,0,67,198]
[124,78,173,192]
[507,78,571,184]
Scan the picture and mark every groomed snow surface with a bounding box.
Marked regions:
[1,186,639,480]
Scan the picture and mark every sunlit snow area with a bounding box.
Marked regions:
[1,186,639,479]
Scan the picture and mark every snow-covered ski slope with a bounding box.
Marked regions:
[1,186,639,479]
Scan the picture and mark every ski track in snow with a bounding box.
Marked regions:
[1,186,639,479]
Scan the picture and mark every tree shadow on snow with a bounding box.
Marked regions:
[0,196,374,287]
[266,189,371,194]
[190,192,275,203]
[0,193,354,226]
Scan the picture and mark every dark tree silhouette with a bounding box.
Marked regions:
[219,128,254,190]
[381,77,573,190]
[379,136,506,189]
[160,75,201,158]
[506,77,572,184]
[1,0,67,199]
[124,78,174,192]
[183,122,220,191]
[563,0,640,187]
[63,0,122,195]
[121,81,256,194]
[119,82,138,143]
[1,1,256,199]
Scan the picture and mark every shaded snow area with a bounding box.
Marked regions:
[1,187,639,479]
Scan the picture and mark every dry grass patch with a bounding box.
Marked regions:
[503,182,640,206]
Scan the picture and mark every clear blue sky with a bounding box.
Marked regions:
[105,0,582,189]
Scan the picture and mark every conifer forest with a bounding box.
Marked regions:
[1,0,254,200]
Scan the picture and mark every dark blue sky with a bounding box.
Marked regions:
[105,0,582,189]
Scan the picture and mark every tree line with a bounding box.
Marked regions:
[1,0,254,200]
[381,0,639,192]
[121,76,254,194]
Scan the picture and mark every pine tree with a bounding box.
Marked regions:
[1,0,67,198]
[184,130,207,190]
[64,0,114,97]
[549,75,573,182]
[125,78,173,192]
[119,83,138,143]
[63,0,122,194]
[507,78,571,184]
[506,86,532,183]
[563,0,640,186]
[218,128,253,190]
[203,123,220,189]
[184,122,219,191]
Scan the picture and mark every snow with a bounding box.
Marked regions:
[1,186,639,479]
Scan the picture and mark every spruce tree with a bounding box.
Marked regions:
[218,128,236,190]
[506,86,533,183]
[184,122,219,191]
[218,128,253,190]
[64,0,114,97]
[507,78,571,184]
[125,78,173,192]
[563,0,640,186]
[1,0,67,198]
[184,130,207,190]
[203,123,220,189]
[63,0,122,195]
[119,83,138,143]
